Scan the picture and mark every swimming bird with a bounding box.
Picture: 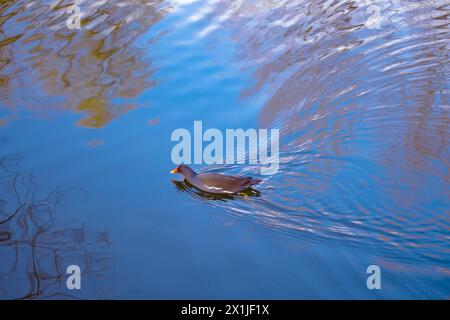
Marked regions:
[170,164,261,195]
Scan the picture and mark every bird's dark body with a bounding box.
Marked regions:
[171,165,261,194]
[193,173,261,194]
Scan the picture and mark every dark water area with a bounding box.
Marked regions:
[0,0,449,299]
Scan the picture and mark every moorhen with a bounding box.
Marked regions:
[170,164,261,195]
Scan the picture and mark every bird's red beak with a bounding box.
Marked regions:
[170,166,180,174]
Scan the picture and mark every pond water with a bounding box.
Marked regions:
[0,0,449,299]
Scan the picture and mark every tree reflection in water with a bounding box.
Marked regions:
[0,151,114,299]
[0,0,167,128]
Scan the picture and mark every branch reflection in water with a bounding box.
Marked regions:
[0,150,114,299]
[0,0,168,128]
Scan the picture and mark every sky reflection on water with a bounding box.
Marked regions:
[0,0,449,299]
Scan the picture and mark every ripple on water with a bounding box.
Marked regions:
[169,0,449,271]
[0,0,449,298]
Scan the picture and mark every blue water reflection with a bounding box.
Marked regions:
[0,0,449,299]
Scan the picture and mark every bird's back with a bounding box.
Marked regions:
[192,173,261,194]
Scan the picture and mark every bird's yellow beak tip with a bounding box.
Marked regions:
[170,168,178,174]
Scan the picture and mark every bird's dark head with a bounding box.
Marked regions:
[170,164,195,177]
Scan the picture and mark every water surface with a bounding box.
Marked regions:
[0,0,449,299]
